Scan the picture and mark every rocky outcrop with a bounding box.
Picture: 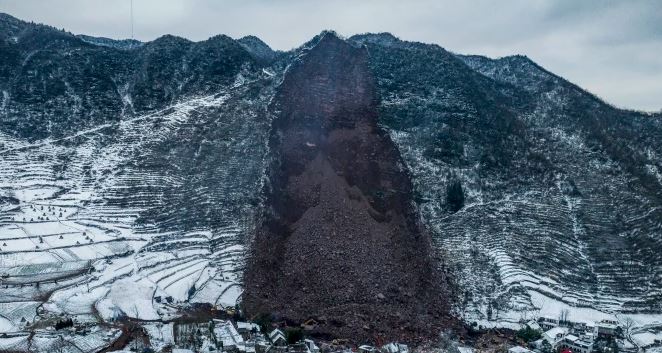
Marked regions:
[243,32,454,342]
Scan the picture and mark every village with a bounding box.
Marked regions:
[496,316,662,353]
[91,311,662,353]
[0,303,411,353]
[99,309,412,353]
[2,299,662,353]
[96,311,662,353]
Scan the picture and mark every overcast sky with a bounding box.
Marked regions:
[0,0,660,111]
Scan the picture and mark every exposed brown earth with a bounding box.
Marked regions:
[243,32,455,343]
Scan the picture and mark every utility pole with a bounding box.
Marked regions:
[130,0,134,40]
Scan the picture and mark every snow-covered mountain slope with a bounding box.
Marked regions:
[1,60,277,331]
[0,11,661,346]
[0,13,264,141]
[350,34,662,324]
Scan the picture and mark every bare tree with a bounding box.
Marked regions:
[559,309,570,325]
[519,310,530,324]
[530,298,543,321]
[623,317,635,336]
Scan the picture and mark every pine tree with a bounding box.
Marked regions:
[446,178,464,212]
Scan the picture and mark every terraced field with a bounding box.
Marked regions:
[352,34,662,325]
[1,14,661,349]
[0,328,122,353]
[0,72,275,327]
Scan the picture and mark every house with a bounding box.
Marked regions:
[269,329,287,346]
[574,323,596,336]
[595,321,618,338]
[264,344,289,353]
[255,339,272,353]
[241,329,268,353]
[382,342,409,353]
[508,346,535,353]
[544,327,569,345]
[288,342,311,353]
[305,339,320,353]
[359,345,378,353]
[559,334,594,353]
[539,317,560,331]
[237,321,261,338]
[526,320,542,332]
[214,320,245,352]
[532,327,569,351]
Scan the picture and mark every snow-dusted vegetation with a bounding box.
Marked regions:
[0,15,280,352]
[350,33,662,330]
[1,11,661,352]
[0,76,275,325]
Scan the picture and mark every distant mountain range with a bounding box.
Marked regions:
[1,12,661,345]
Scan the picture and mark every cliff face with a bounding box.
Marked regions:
[243,32,453,341]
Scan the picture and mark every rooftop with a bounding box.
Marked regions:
[508,346,535,353]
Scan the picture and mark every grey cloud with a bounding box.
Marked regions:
[0,0,659,111]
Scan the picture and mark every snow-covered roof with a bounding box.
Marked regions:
[269,328,286,343]
[305,338,320,351]
[458,346,475,353]
[172,349,195,353]
[565,335,579,342]
[526,320,542,331]
[214,320,244,348]
[508,346,535,353]
[237,321,261,332]
[382,343,409,353]
[543,327,569,343]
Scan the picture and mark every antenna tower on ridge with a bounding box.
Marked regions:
[130,0,134,40]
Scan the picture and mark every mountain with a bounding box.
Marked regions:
[76,34,143,49]
[0,14,278,343]
[0,13,661,350]
[349,33,662,319]
[0,15,273,141]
